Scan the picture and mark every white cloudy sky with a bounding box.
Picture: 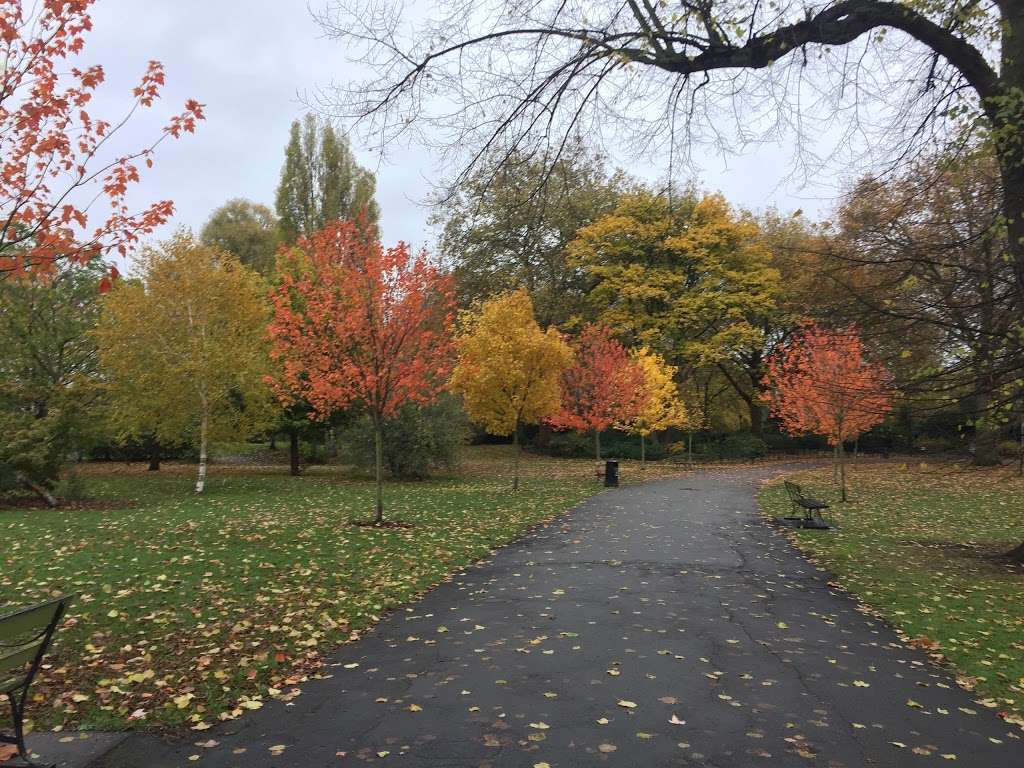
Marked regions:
[84,0,852,256]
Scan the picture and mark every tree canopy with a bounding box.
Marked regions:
[200,199,280,275]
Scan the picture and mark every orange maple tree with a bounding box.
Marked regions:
[0,0,204,281]
[268,217,455,523]
[548,323,647,461]
[764,323,892,501]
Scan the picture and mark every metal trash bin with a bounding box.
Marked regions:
[604,460,619,487]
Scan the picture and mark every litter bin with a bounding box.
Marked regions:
[604,460,619,487]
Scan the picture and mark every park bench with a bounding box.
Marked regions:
[1,595,72,768]
[783,481,831,529]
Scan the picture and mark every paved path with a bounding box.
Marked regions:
[96,465,1021,767]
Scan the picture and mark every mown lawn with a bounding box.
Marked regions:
[1,447,672,733]
[759,461,1024,726]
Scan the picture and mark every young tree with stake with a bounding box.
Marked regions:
[764,324,892,502]
[548,324,647,463]
[615,348,690,469]
[450,289,573,490]
[268,218,454,524]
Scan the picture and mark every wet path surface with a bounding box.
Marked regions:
[98,465,1021,767]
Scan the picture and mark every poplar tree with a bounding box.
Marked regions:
[275,114,380,243]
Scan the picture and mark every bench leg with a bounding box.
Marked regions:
[7,695,54,768]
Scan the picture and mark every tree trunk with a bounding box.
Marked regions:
[195,410,208,493]
[687,430,693,469]
[748,400,764,439]
[289,431,301,476]
[512,423,520,491]
[21,475,57,507]
[373,419,384,524]
[147,440,161,472]
[832,443,839,484]
[640,434,646,469]
[839,441,847,503]
[270,433,277,451]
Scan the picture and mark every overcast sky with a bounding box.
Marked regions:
[85,0,849,258]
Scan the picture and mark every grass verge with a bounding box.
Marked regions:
[758,460,1024,728]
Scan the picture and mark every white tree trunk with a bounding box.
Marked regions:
[195,408,208,493]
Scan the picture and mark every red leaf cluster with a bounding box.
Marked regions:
[764,323,892,445]
[267,217,455,423]
[0,0,204,276]
[548,324,646,433]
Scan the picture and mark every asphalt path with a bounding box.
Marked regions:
[95,464,1022,767]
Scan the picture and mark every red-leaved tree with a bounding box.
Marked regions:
[0,0,204,280]
[548,324,647,462]
[764,323,892,501]
[268,217,455,523]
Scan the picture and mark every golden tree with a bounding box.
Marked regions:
[95,233,273,493]
[616,347,690,468]
[450,289,572,489]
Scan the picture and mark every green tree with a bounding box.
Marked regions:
[434,142,625,326]
[200,198,280,275]
[275,114,379,243]
[95,233,273,493]
[0,262,107,504]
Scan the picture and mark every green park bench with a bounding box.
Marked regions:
[1,595,72,768]
[783,480,831,529]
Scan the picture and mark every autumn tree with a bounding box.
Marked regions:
[321,1,1024,338]
[824,146,1020,465]
[450,289,573,489]
[94,233,273,493]
[615,348,690,468]
[0,0,203,278]
[567,191,781,434]
[200,199,280,275]
[275,114,379,244]
[268,218,455,523]
[433,141,626,327]
[765,324,892,501]
[549,324,646,462]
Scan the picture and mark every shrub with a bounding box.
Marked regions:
[998,439,1021,459]
[695,433,769,460]
[543,432,592,458]
[54,470,88,501]
[340,395,467,479]
[915,436,958,453]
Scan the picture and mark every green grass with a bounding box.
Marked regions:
[2,447,671,733]
[759,461,1024,727]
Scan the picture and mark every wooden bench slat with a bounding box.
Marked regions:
[0,598,65,643]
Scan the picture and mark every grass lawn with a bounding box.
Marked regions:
[1,446,676,733]
[759,460,1024,727]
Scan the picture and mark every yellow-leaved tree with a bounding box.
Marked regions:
[450,289,573,489]
[94,232,273,493]
[615,347,690,467]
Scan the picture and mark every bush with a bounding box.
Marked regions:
[998,439,1021,459]
[340,395,467,479]
[694,433,769,460]
[601,435,668,461]
[542,432,592,458]
[915,436,959,453]
[54,470,88,501]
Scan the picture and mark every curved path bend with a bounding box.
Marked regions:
[98,465,1020,767]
